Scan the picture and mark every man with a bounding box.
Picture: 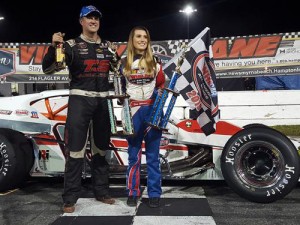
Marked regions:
[42,5,117,213]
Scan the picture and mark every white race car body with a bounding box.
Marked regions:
[0,89,299,203]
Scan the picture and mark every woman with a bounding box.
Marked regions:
[122,26,165,208]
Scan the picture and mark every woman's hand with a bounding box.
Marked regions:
[157,88,164,96]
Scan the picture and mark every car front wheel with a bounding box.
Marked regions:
[0,129,34,192]
[221,126,300,203]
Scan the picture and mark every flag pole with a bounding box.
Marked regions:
[163,27,210,71]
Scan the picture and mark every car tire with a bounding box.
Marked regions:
[221,126,300,203]
[0,129,34,192]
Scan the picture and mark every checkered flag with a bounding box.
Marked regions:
[167,40,190,54]
[163,27,219,136]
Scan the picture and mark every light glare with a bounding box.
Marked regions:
[179,5,197,15]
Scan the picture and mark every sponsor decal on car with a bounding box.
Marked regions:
[0,110,12,115]
[15,110,29,116]
[39,150,49,160]
[31,111,39,118]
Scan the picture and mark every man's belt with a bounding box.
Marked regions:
[130,99,154,107]
[70,89,109,97]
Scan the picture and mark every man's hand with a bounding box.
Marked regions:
[52,32,65,47]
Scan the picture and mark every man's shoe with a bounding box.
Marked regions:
[127,196,138,207]
[96,195,115,204]
[63,203,75,213]
[148,197,160,208]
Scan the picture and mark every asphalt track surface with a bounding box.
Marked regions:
[1,178,300,225]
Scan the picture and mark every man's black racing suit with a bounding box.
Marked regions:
[42,34,116,204]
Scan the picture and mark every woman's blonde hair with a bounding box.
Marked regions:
[123,26,156,77]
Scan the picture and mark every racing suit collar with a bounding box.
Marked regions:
[80,33,101,44]
[134,54,143,60]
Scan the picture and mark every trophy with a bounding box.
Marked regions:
[55,33,66,71]
[148,44,188,130]
[107,43,134,136]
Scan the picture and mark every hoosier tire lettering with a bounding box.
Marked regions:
[221,126,300,203]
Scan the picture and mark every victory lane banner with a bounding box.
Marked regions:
[0,44,69,83]
[1,31,300,83]
[212,32,300,78]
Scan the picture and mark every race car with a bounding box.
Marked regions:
[0,89,299,204]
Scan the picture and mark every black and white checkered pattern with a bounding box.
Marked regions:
[0,42,50,49]
[163,27,219,136]
[51,185,216,225]
[165,39,190,55]
[210,31,300,47]
[0,43,20,49]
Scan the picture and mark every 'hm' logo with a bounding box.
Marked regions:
[0,50,16,78]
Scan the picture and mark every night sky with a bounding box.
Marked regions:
[0,0,298,43]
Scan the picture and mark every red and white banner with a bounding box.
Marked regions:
[1,31,300,83]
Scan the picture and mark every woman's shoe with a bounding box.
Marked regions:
[148,197,160,208]
[127,196,138,207]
